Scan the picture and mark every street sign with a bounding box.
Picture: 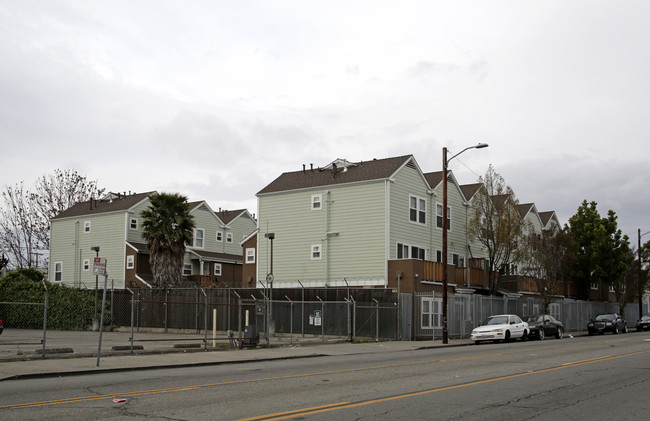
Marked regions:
[266,273,274,284]
[93,257,107,276]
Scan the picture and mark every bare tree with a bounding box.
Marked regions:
[520,229,571,312]
[0,170,104,269]
[0,182,41,268]
[467,165,524,294]
[31,169,105,249]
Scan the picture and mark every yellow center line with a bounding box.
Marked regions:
[242,349,650,421]
[0,340,639,410]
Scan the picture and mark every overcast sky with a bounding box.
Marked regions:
[1,1,649,242]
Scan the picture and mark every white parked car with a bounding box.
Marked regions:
[471,314,529,344]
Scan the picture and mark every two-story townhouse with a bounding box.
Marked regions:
[49,192,154,289]
[49,192,256,289]
[255,155,478,292]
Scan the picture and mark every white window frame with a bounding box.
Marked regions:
[216,231,223,242]
[126,255,134,269]
[409,195,427,225]
[311,244,322,260]
[421,296,441,329]
[311,194,322,210]
[183,263,192,275]
[609,284,615,293]
[129,217,138,230]
[202,263,210,275]
[452,253,465,268]
[54,262,63,282]
[397,242,426,260]
[590,281,598,290]
[84,221,91,233]
[83,259,90,272]
[436,203,451,230]
[214,263,222,276]
[549,303,561,320]
[246,248,256,264]
[193,228,205,248]
[226,232,233,243]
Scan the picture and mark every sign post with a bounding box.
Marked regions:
[93,258,108,367]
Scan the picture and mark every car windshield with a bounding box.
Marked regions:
[527,315,543,323]
[641,316,650,321]
[484,316,509,325]
[595,314,615,321]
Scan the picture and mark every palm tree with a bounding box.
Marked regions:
[141,193,195,288]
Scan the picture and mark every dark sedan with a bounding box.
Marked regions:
[526,314,563,340]
[588,313,628,335]
[636,315,650,331]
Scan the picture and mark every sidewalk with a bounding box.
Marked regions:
[0,336,474,381]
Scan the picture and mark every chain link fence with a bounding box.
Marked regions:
[0,283,643,361]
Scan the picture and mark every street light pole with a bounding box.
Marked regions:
[442,143,488,344]
[638,229,649,319]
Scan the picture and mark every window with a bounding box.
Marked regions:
[421,296,441,329]
[226,232,233,243]
[436,250,442,263]
[84,221,91,233]
[590,281,598,290]
[409,195,426,224]
[129,218,138,230]
[549,303,561,320]
[436,204,451,230]
[54,262,62,282]
[609,284,615,293]
[183,263,192,275]
[202,263,210,275]
[214,263,222,276]
[397,243,426,260]
[311,244,322,260]
[312,194,322,210]
[126,255,134,269]
[193,228,204,248]
[216,231,223,242]
[246,248,256,264]
[452,254,465,268]
[83,259,90,271]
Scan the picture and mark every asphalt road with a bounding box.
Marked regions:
[1,331,649,420]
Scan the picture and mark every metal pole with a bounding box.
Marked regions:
[442,147,449,344]
[129,288,134,354]
[41,280,48,359]
[97,273,108,366]
[203,288,208,350]
[373,298,379,342]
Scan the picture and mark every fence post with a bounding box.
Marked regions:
[128,288,135,354]
[97,273,108,367]
[41,279,48,359]
[373,298,379,342]
[286,296,293,346]
[164,288,169,333]
[202,287,208,350]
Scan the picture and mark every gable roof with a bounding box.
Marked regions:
[423,171,443,190]
[257,155,414,195]
[460,183,484,202]
[217,209,249,225]
[518,203,536,219]
[538,211,554,226]
[52,191,155,220]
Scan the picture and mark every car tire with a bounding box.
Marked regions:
[555,327,563,339]
[475,340,482,345]
[521,330,528,341]
[505,330,511,342]
[638,327,643,332]
[588,330,594,336]
[623,324,627,333]
[538,329,545,341]
[613,325,619,334]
